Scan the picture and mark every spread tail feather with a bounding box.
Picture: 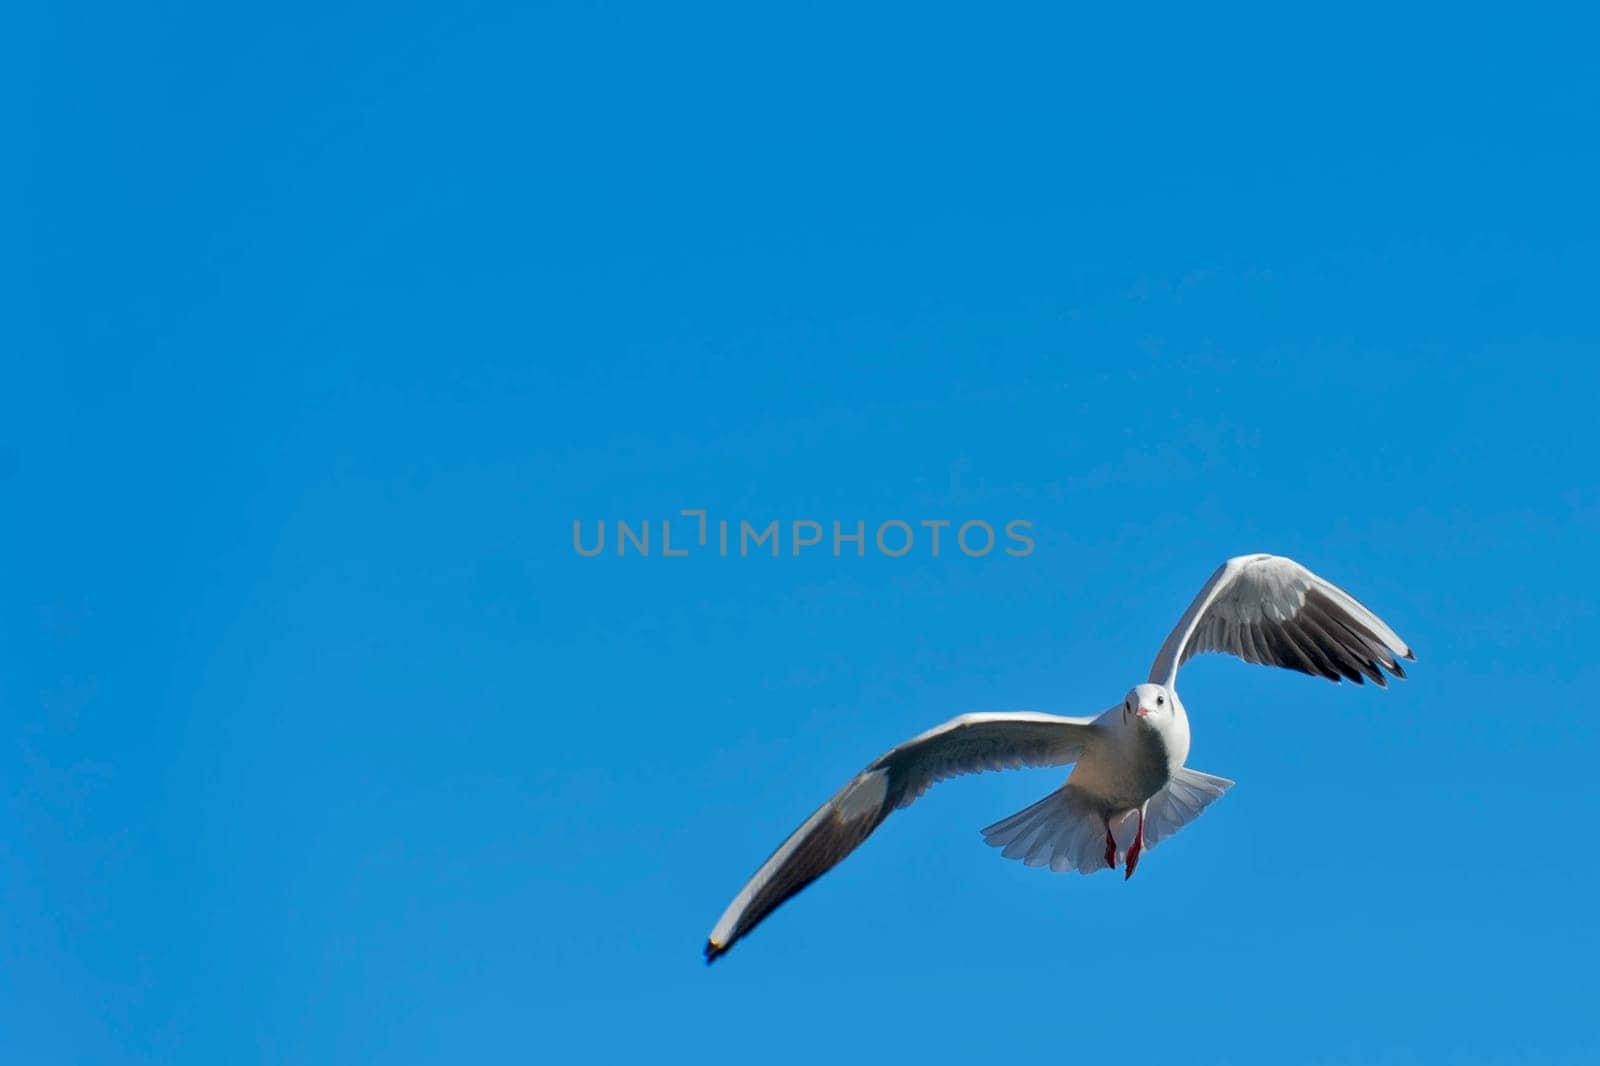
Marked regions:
[1143,766,1233,847]
[980,786,1111,875]
[980,768,1234,874]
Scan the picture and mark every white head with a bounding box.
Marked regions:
[1123,682,1172,726]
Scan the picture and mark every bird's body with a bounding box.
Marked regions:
[1069,689,1189,812]
[704,553,1414,963]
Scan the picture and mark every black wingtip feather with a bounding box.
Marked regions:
[704,939,726,965]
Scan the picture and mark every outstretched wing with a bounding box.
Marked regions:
[1149,554,1414,689]
[704,711,1096,962]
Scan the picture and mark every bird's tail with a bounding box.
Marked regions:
[1142,767,1233,847]
[981,768,1234,874]
[980,785,1113,875]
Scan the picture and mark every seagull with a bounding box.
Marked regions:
[704,553,1414,963]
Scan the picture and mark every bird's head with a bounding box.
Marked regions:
[1123,683,1171,725]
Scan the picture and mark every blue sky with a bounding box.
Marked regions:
[6,2,1599,1063]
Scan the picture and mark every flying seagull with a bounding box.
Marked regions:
[704,553,1413,963]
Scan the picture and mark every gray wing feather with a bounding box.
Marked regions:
[705,712,1095,962]
[1149,554,1414,689]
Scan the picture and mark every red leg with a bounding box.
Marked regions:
[1103,824,1117,870]
[1123,808,1145,880]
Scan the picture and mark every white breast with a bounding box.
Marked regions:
[1068,709,1183,812]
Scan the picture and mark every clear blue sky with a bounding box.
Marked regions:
[6,3,1599,1063]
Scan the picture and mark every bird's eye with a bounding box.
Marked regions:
[1157,695,1165,706]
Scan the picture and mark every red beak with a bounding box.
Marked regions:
[1135,706,1151,718]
